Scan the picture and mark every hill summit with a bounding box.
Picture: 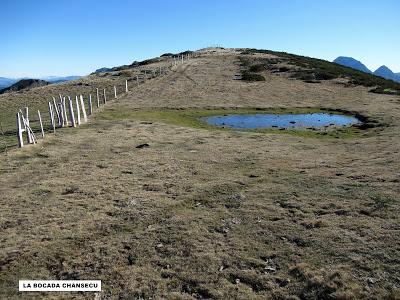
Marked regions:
[333,56,399,83]
[333,56,372,73]
[373,65,400,82]
[0,78,50,94]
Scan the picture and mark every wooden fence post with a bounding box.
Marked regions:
[24,107,33,144]
[103,89,107,103]
[38,110,44,138]
[63,97,69,126]
[58,101,65,127]
[16,112,24,148]
[88,94,93,115]
[125,80,128,92]
[114,86,117,99]
[79,95,88,123]
[68,97,76,127]
[19,110,36,144]
[52,97,61,126]
[136,75,139,86]
[96,88,100,108]
[48,102,55,133]
[75,96,81,125]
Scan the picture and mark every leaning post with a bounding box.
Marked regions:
[24,107,33,144]
[37,110,44,138]
[52,97,61,126]
[79,95,88,123]
[48,102,55,133]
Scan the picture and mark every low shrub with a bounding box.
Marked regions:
[241,72,265,81]
[249,64,265,72]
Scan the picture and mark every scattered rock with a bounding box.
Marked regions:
[136,143,150,149]
[265,266,277,272]
[224,192,246,209]
[62,186,79,195]
[127,198,138,206]
[275,277,290,287]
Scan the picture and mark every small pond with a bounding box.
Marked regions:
[202,113,361,130]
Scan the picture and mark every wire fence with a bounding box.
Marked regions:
[0,52,197,155]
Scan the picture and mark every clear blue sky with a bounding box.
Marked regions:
[1,0,399,77]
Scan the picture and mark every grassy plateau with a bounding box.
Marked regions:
[0,48,399,299]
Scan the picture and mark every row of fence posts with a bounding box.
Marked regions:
[15,52,195,149]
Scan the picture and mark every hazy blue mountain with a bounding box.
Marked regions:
[0,75,81,89]
[40,75,81,83]
[373,66,400,83]
[333,56,372,73]
[0,77,18,89]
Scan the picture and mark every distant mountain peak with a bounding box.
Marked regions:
[333,56,371,73]
[333,57,400,83]
[373,65,400,83]
[375,65,391,72]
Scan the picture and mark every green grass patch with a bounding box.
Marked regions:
[98,107,379,139]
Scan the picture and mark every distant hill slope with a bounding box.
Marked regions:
[333,56,372,73]
[242,49,400,95]
[0,79,50,94]
[0,75,80,90]
[0,77,18,90]
[94,67,112,74]
[373,65,400,83]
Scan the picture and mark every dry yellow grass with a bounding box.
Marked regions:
[0,48,399,299]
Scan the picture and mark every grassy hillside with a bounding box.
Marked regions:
[240,48,400,95]
[0,48,399,299]
[0,57,174,151]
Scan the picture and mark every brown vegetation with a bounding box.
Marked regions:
[0,48,399,299]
